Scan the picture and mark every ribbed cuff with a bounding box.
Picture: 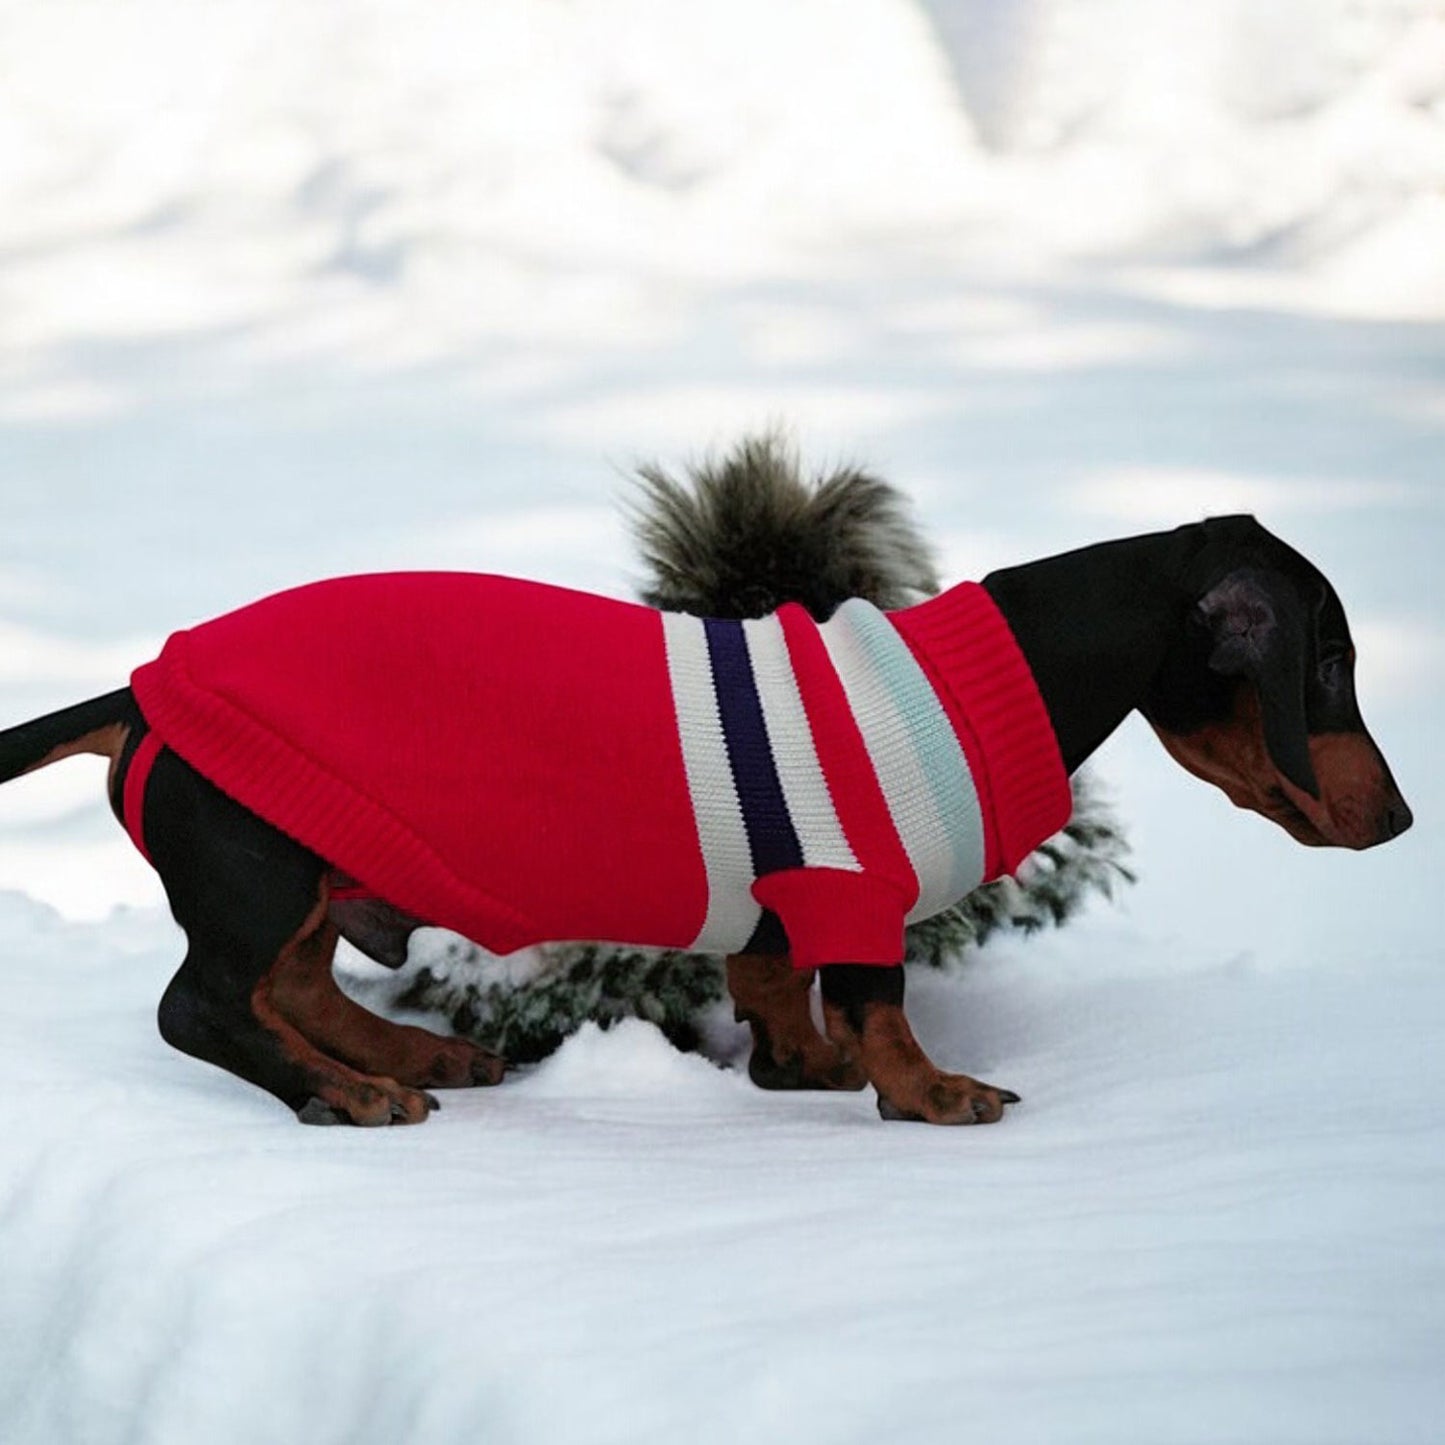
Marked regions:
[888,582,1071,877]
[752,868,909,968]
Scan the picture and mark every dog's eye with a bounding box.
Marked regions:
[1317,651,1349,689]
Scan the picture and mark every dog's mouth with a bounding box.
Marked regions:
[1263,786,1330,847]
[1268,774,1413,849]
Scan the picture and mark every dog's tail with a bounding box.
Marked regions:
[629,431,940,620]
[0,688,135,785]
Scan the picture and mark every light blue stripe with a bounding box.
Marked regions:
[827,599,986,917]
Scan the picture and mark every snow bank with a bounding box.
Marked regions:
[520,1018,741,1101]
[1,0,1441,425]
[1,899,1441,1444]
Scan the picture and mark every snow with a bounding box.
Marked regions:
[3,900,1441,1444]
[1,1,1443,1441]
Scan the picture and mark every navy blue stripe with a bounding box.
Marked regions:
[702,618,804,875]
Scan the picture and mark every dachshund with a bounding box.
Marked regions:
[0,514,1411,1126]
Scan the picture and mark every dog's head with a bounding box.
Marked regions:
[1142,515,1411,849]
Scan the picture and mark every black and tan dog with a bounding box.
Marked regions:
[0,511,1411,1127]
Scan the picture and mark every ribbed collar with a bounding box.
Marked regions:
[888,581,1071,878]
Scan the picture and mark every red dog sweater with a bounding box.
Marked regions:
[129,574,1070,967]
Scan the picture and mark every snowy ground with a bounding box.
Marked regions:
[2,898,1441,1445]
[1,2,1443,1442]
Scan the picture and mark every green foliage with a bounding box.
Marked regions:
[390,937,725,1066]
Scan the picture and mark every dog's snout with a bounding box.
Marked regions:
[1383,796,1414,840]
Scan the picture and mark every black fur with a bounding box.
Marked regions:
[0,688,134,784]
[988,514,1408,841]
[820,963,906,1036]
[145,746,329,1113]
[1197,568,1317,796]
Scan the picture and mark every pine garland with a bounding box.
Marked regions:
[384,936,716,1067]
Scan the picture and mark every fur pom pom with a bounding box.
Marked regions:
[631,432,939,618]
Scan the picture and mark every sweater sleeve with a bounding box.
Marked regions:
[750,868,911,969]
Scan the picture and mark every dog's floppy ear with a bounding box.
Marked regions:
[1197,569,1319,799]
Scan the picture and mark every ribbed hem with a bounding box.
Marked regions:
[888,582,1071,878]
[131,634,540,953]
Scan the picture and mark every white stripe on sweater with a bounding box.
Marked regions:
[741,614,858,872]
[660,612,760,951]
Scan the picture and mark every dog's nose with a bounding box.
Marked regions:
[1383,797,1414,840]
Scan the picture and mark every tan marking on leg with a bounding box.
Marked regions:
[250,892,440,1125]
[726,953,865,1091]
[266,882,504,1089]
[823,998,1017,1125]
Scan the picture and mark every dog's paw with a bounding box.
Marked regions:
[748,1042,867,1092]
[414,1038,507,1090]
[875,1074,1020,1125]
[296,1079,440,1127]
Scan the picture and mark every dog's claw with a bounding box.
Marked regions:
[297,1097,344,1126]
[875,1078,1020,1125]
[390,1093,439,1122]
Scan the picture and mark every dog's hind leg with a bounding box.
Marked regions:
[726,953,865,1091]
[141,746,440,1125]
[261,895,505,1091]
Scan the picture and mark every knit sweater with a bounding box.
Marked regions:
[129,573,1069,967]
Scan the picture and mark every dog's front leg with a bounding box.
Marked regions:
[726,954,865,1091]
[819,965,1020,1125]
